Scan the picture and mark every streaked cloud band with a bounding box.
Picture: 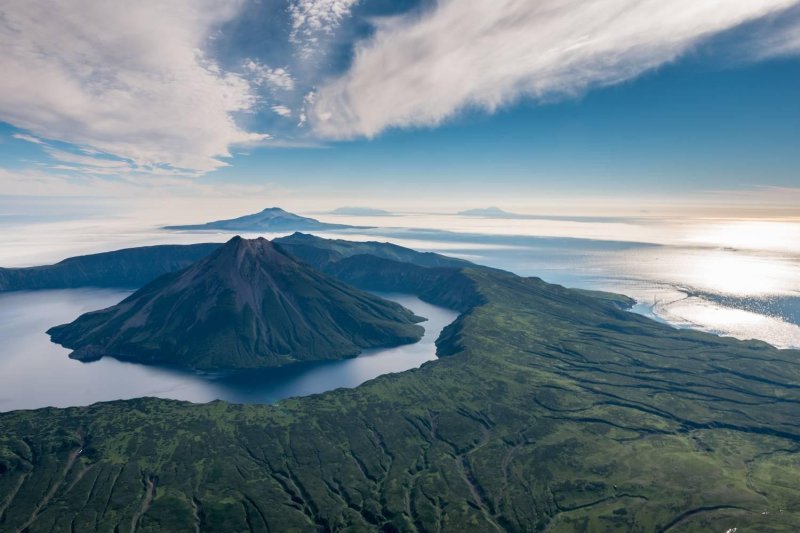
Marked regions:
[313,0,800,138]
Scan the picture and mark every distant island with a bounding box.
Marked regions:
[458,206,636,224]
[328,207,394,216]
[48,236,424,371]
[458,206,517,217]
[164,207,367,232]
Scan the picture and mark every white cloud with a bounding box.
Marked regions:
[272,105,293,117]
[0,166,279,198]
[705,185,800,207]
[0,0,267,174]
[44,147,133,174]
[312,0,800,138]
[289,0,359,57]
[297,91,317,126]
[764,30,800,57]
[11,133,44,145]
[736,6,800,59]
[244,61,296,91]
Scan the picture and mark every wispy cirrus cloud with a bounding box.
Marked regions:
[11,133,44,145]
[731,4,800,60]
[289,0,360,57]
[312,0,800,138]
[272,105,294,117]
[244,60,296,91]
[705,185,800,208]
[0,166,281,199]
[43,147,134,175]
[0,0,267,174]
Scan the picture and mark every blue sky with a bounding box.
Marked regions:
[0,0,799,214]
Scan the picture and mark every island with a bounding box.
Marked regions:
[457,206,518,217]
[47,236,424,371]
[163,207,367,232]
[457,207,637,224]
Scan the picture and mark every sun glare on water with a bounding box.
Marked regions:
[667,219,800,296]
[684,220,800,254]
[671,251,797,296]
[660,297,800,349]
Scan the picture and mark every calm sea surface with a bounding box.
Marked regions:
[0,290,456,412]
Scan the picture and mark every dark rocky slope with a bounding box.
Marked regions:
[47,237,423,371]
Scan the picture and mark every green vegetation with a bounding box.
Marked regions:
[0,231,478,294]
[0,243,220,292]
[274,232,477,270]
[2,246,800,531]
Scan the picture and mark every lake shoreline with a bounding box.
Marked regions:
[0,290,458,412]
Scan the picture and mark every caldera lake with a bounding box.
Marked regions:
[0,289,458,411]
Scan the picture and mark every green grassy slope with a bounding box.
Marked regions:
[0,244,221,292]
[2,267,800,531]
[274,232,477,270]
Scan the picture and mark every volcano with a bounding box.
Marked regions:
[48,236,424,371]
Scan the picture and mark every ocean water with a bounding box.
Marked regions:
[317,214,800,349]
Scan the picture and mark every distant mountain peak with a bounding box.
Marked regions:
[257,207,291,215]
[163,207,369,232]
[215,235,288,267]
[225,234,270,249]
[458,207,515,217]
